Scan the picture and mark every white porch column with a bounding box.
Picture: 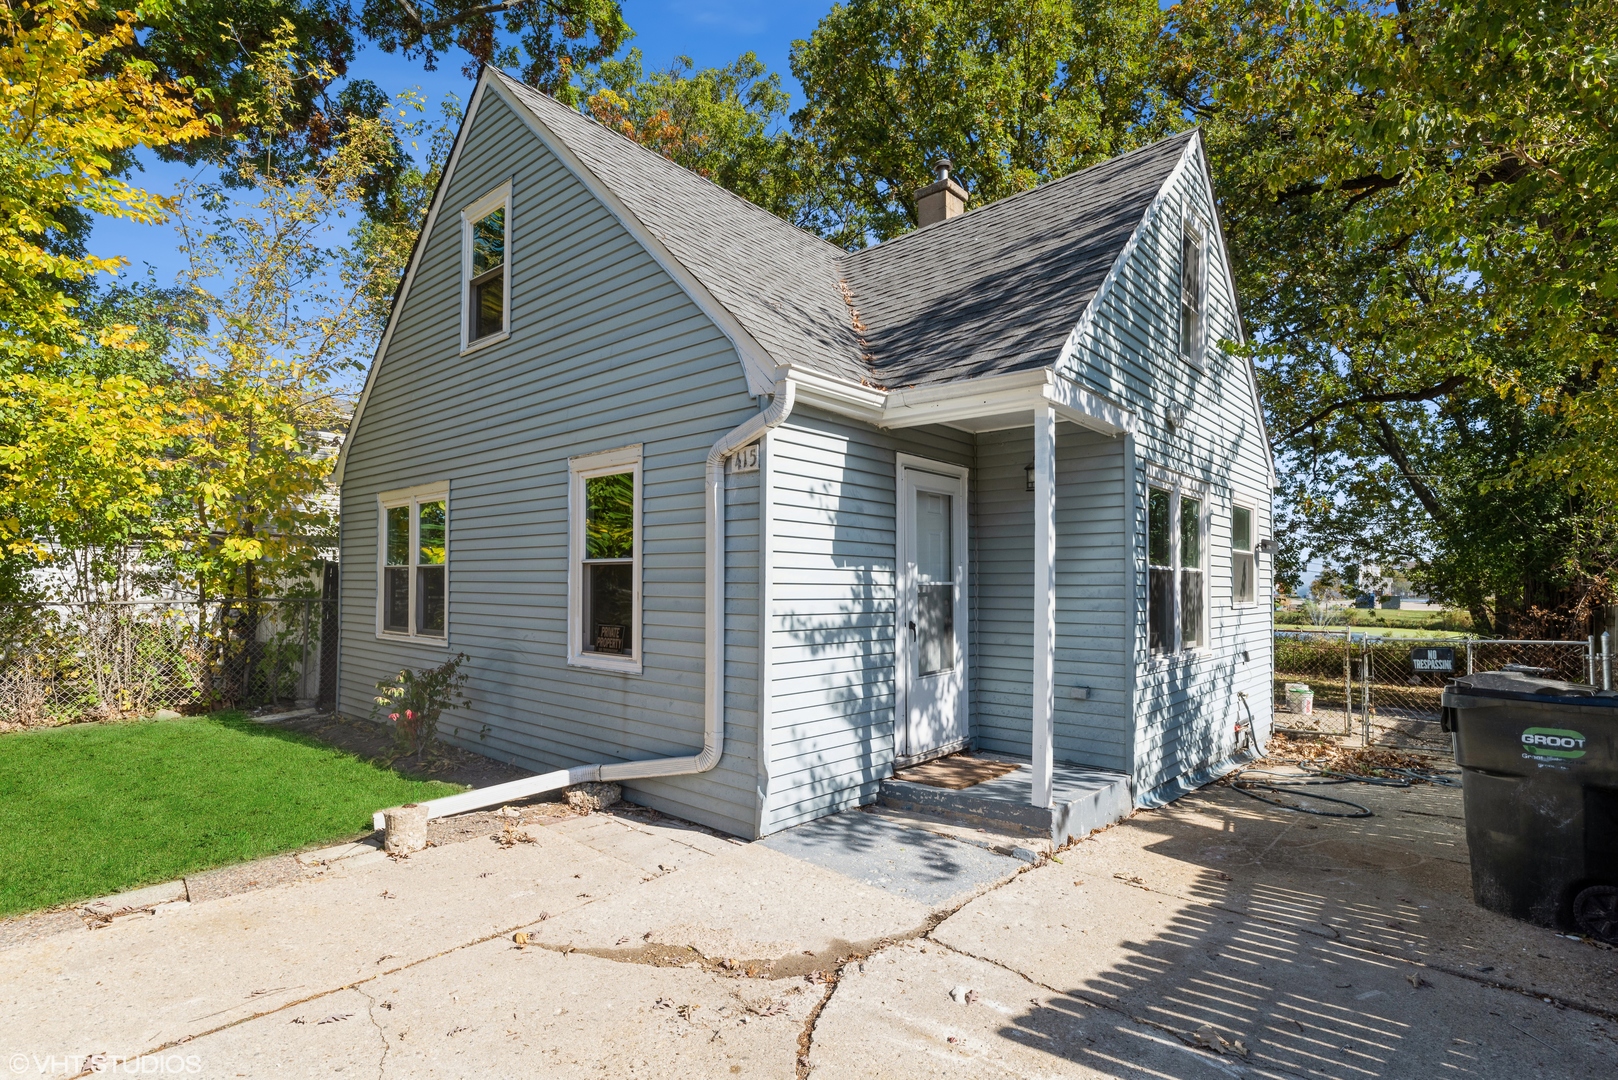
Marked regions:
[1032,405,1056,809]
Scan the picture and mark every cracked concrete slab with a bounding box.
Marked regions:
[1009,781,1618,1011]
[810,939,1239,1078]
[6,767,1617,1078]
[0,825,646,1065]
[183,937,815,1078]
[817,925,1618,1079]
[527,840,932,974]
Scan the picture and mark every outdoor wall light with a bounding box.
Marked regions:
[1025,462,1036,491]
[1257,537,1278,554]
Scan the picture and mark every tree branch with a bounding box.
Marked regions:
[1283,375,1467,439]
[1368,412,1448,526]
[398,0,548,36]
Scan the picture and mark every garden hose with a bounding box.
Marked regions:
[1229,781,1375,818]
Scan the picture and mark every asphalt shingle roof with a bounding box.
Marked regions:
[846,134,1194,388]
[498,73,1193,391]
[500,76,869,384]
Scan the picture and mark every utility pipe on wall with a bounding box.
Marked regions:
[375,382,798,830]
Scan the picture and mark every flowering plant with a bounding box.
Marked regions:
[371,653,470,754]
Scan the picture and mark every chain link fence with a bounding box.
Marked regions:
[1275,631,1601,749]
[0,598,336,729]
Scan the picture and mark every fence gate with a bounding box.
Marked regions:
[1273,631,1356,736]
[1276,631,1596,749]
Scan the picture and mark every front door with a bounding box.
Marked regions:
[898,459,968,761]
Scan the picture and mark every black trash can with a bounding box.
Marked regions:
[1441,671,1618,943]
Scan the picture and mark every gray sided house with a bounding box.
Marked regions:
[334,69,1276,841]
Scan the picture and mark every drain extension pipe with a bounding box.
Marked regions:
[376,381,797,829]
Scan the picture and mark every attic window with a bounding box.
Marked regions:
[462,182,512,352]
[1179,218,1207,365]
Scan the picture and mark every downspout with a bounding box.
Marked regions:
[376,381,798,829]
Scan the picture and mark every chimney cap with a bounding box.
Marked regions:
[932,156,953,183]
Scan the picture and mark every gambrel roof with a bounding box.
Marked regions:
[496,72,1195,391]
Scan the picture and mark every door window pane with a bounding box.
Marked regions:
[586,473,634,559]
[917,583,954,675]
[915,491,951,581]
[914,490,953,676]
[585,562,633,655]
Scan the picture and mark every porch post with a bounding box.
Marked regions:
[1032,405,1056,809]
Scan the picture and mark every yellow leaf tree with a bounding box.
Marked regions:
[0,1,205,602]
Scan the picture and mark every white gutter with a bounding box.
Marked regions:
[375,381,798,830]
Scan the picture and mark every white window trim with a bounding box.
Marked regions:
[460,180,513,355]
[1145,468,1209,663]
[1230,497,1259,609]
[375,481,451,646]
[1178,213,1209,370]
[567,444,643,674]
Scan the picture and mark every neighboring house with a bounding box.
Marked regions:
[333,68,1276,840]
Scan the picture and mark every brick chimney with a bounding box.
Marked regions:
[915,157,968,226]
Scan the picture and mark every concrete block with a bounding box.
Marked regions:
[565,781,621,812]
[81,879,187,916]
[383,803,428,853]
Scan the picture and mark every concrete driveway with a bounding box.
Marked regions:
[2,776,1614,1078]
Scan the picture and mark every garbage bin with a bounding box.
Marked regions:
[1442,671,1618,943]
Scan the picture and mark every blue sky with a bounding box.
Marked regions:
[92,1,836,285]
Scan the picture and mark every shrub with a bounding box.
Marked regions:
[372,653,470,755]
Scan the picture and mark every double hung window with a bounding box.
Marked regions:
[461,183,511,350]
[1147,483,1205,656]
[1179,217,1207,365]
[379,486,448,640]
[568,446,642,671]
[1231,504,1256,606]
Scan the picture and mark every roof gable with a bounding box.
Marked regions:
[340,72,1225,486]
[495,73,870,386]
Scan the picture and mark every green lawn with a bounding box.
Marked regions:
[0,714,461,917]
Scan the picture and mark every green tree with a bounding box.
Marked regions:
[789,0,1182,246]
[0,0,205,361]
[158,35,429,600]
[581,49,797,219]
[357,0,627,95]
[1168,0,1618,633]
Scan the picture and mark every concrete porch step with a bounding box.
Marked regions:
[878,757,1132,847]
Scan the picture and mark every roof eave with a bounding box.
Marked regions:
[489,72,783,396]
[784,365,1133,436]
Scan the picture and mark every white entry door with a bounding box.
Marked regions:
[897,458,969,761]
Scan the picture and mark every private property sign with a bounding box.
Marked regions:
[1412,646,1456,672]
